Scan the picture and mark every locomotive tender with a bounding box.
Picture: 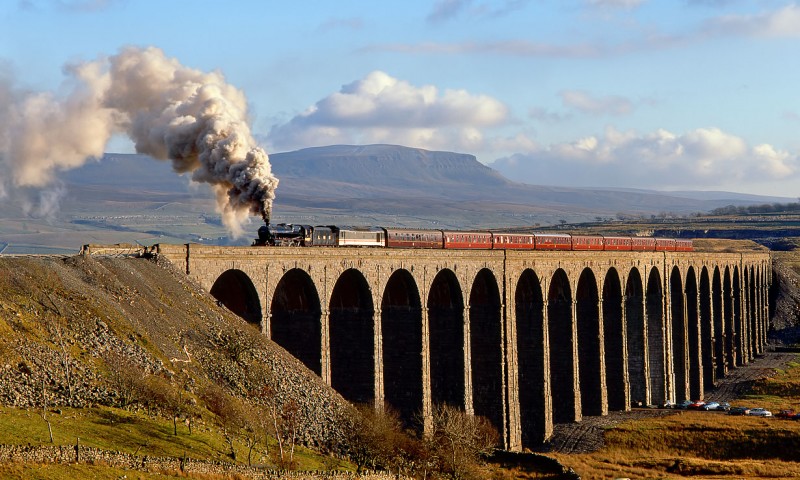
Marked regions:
[255,223,693,252]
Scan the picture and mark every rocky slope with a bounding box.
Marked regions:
[770,251,800,344]
[0,254,355,451]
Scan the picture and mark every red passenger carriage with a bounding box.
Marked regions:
[492,233,536,249]
[631,237,657,251]
[443,231,493,249]
[603,236,633,251]
[571,235,604,251]
[675,239,693,252]
[384,228,444,249]
[534,233,572,250]
[655,238,677,251]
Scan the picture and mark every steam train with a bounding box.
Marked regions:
[254,223,693,252]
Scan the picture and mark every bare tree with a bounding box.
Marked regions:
[165,370,194,436]
[244,364,302,470]
[276,399,300,469]
[347,404,423,477]
[40,377,54,443]
[38,291,75,404]
[136,373,190,436]
[200,383,254,462]
[242,365,276,460]
[101,350,145,408]
[428,404,499,479]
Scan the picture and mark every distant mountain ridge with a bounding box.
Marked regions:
[268,144,792,216]
[52,145,797,229]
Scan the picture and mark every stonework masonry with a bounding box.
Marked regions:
[148,244,771,452]
[0,444,401,479]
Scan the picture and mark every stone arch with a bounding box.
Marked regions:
[270,269,322,375]
[712,267,724,379]
[724,267,734,371]
[548,268,576,423]
[210,269,262,325]
[428,269,465,409]
[747,266,757,358]
[329,268,375,404]
[700,267,714,388]
[685,267,701,400]
[381,269,423,427]
[603,267,626,411]
[756,264,778,351]
[670,267,687,403]
[577,268,603,416]
[469,268,504,433]
[646,267,665,405]
[515,268,547,447]
[733,266,743,366]
[626,268,646,407]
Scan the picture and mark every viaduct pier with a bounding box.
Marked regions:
[151,243,771,452]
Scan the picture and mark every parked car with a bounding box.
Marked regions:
[715,402,731,412]
[748,408,773,417]
[675,400,693,410]
[687,400,706,410]
[661,400,676,409]
[701,401,720,411]
[728,406,751,415]
[776,409,796,419]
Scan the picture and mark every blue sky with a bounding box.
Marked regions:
[1,0,799,197]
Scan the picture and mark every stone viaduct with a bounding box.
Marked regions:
[155,243,771,452]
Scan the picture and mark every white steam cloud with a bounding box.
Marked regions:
[0,46,278,237]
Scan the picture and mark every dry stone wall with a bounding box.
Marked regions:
[0,444,402,479]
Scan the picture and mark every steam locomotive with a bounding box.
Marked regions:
[254,223,693,252]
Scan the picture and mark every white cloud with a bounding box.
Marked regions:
[560,90,634,116]
[686,0,737,6]
[427,0,472,23]
[489,126,799,190]
[707,4,800,38]
[268,71,509,152]
[528,107,572,124]
[427,0,530,23]
[361,39,618,59]
[366,3,800,61]
[585,0,645,10]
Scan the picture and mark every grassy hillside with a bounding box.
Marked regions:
[0,255,356,477]
[551,354,800,479]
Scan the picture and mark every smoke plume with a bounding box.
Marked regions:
[0,46,278,237]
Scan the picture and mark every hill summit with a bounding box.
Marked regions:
[270,144,509,192]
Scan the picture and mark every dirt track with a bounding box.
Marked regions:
[541,351,798,454]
